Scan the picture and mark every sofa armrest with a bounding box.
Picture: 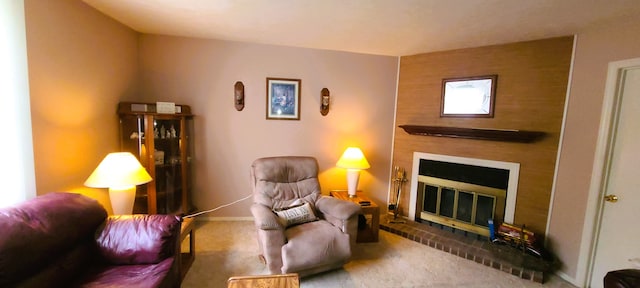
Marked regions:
[95,214,181,265]
[250,204,284,231]
[316,196,361,220]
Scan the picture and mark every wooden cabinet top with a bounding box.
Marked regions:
[118,102,193,116]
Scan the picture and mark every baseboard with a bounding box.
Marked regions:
[195,216,253,222]
[553,270,580,287]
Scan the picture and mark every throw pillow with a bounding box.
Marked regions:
[274,201,318,227]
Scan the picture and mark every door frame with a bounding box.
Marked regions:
[581,57,640,287]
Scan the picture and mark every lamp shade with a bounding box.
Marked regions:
[336,147,370,170]
[337,147,370,198]
[84,152,152,189]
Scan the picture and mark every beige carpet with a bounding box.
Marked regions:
[181,220,577,288]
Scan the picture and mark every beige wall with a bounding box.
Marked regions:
[24,0,139,211]
[138,35,398,217]
[393,37,573,236]
[548,15,640,284]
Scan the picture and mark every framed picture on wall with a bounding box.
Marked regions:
[441,75,497,118]
[266,78,301,120]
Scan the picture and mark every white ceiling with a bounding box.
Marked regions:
[83,0,640,56]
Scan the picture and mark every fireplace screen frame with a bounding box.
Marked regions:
[408,152,520,227]
[417,175,506,237]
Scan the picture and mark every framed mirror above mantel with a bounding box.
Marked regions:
[441,75,497,118]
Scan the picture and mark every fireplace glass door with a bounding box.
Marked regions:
[418,175,504,237]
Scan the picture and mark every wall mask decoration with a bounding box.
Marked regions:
[234,81,244,111]
[320,88,330,116]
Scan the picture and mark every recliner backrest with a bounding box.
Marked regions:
[251,156,321,210]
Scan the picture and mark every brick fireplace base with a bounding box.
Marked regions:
[380,215,556,283]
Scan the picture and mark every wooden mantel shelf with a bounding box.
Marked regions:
[399,125,545,143]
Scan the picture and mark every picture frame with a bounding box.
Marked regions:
[441,75,497,118]
[266,78,301,120]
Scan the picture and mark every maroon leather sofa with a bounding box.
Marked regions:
[604,269,640,288]
[0,192,182,288]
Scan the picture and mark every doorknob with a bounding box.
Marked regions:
[604,194,619,203]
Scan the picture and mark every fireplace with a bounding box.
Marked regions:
[408,152,520,237]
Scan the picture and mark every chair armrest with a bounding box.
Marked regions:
[316,196,361,239]
[316,196,361,220]
[251,204,284,230]
[251,204,286,273]
[95,214,181,265]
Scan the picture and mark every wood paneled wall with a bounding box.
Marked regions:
[393,37,574,236]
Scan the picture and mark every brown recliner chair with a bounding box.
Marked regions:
[250,156,362,277]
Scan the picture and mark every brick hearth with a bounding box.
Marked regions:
[379,215,556,283]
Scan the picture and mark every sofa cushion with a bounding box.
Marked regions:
[76,257,175,288]
[11,242,96,288]
[0,192,107,287]
[95,215,181,265]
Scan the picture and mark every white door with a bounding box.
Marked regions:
[589,63,640,287]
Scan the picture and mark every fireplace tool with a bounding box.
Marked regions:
[388,166,407,224]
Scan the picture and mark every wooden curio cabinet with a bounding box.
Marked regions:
[118,102,194,215]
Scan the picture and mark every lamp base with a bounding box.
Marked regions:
[346,169,360,198]
[109,186,136,215]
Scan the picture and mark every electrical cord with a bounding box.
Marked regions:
[183,193,253,218]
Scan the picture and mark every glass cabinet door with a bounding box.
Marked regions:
[151,117,184,214]
[119,115,150,214]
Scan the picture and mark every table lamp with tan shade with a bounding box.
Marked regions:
[336,147,370,198]
[84,152,152,215]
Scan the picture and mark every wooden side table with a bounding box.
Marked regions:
[330,190,379,243]
[180,217,195,280]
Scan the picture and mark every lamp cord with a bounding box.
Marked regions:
[183,193,253,218]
